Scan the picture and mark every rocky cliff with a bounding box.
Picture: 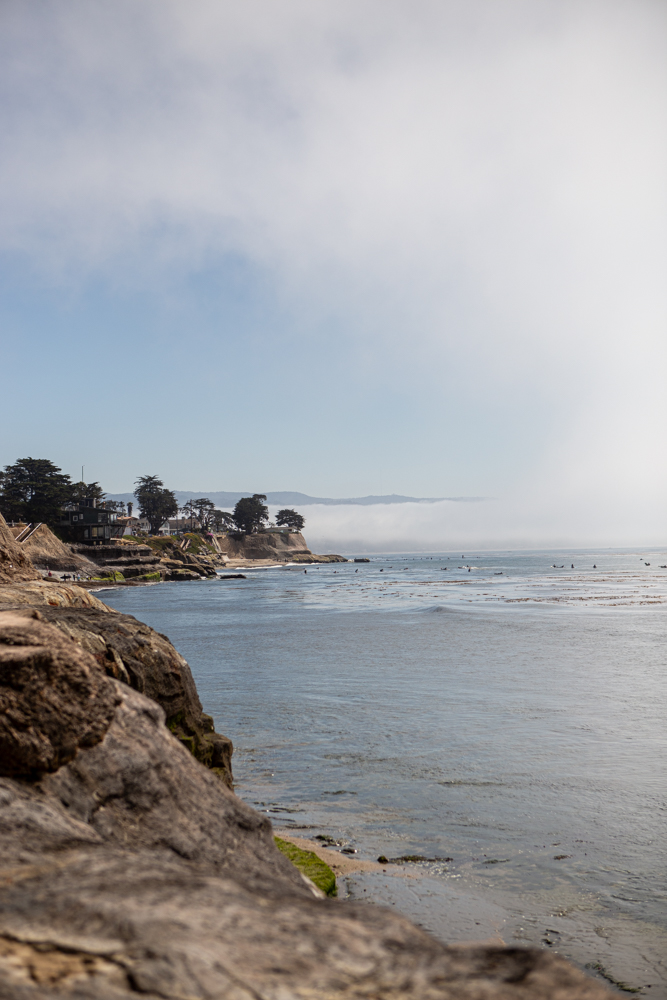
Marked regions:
[7,521,219,583]
[216,530,347,564]
[0,608,609,999]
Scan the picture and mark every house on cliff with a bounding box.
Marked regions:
[58,499,124,544]
[165,517,201,535]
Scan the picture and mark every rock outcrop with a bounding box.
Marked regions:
[79,538,219,582]
[0,585,233,787]
[6,522,217,583]
[0,514,40,584]
[71,541,166,582]
[0,610,609,999]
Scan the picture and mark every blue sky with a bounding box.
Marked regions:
[1,0,665,547]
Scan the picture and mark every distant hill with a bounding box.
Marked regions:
[105,491,489,508]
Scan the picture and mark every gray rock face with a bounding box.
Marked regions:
[1,601,233,788]
[0,612,119,777]
[0,611,609,999]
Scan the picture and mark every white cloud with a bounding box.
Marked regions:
[1,0,665,543]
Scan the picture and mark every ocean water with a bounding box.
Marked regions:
[102,549,667,993]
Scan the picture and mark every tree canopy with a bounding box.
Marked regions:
[104,499,127,513]
[0,458,74,525]
[180,498,217,531]
[70,480,106,504]
[232,494,269,534]
[276,508,306,531]
[213,509,235,532]
[134,475,178,535]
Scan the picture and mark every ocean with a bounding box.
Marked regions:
[101,548,667,995]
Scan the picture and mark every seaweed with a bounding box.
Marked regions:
[274,837,337,897]
[586,962,642,994]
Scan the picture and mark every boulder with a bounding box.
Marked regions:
[0,513,39,584]
[0,611,609,999]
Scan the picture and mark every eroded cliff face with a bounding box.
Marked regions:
[216,529,311,559]
[0,610,610,1000]
[216,530,347,563]
[11,523,98,575]
[0,513,40,584]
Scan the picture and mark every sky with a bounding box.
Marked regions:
[1,0,665,549]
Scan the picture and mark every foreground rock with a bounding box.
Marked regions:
[0,584,233,787]
[0,613,119,777]
[0,611,609,999]
[0,580,115,610]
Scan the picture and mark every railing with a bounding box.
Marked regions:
[15,523,42,543]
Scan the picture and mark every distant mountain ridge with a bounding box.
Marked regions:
[105,491,490,508]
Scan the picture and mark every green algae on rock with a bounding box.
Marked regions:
[274,836,337,896]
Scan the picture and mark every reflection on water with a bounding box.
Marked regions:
[102,548,667,992]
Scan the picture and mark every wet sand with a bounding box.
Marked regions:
[278,834,506,947]
[279,834,667,993]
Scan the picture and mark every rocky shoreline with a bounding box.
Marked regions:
[6,521,347,585]
[0,514,610,997]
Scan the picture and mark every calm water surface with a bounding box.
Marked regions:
[102,549,667,991]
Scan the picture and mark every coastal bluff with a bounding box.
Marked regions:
[2,514,345,580]
[0,581,611,998]
[216,529,347,565]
